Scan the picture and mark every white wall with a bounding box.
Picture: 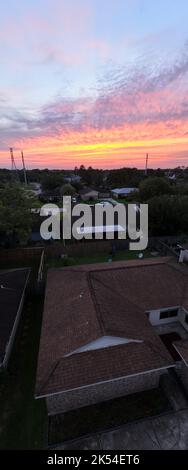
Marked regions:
[147,307,180,326]
[179,308,188,332]
[147,306,188,331]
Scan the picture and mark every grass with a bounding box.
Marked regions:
[81,200,100,205]
[0,294,47,449]
[46,248,153,269]
[48,387,171,445]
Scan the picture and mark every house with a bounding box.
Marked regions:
[98,189,111,199]
[111,187,138,198]
[28,182,42,196]
[36,257,188,416]
[63,174,81,184]
[70,204,126,240]
[0,268,30,368]
[79,187,99,201]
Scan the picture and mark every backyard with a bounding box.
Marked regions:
[46,248,154,269]
[0,294,47,449]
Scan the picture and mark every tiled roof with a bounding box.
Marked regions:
[79,187,98,195]
[111,187,138,194]
[36,257,188,396]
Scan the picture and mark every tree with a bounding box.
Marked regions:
[42,173,64,191]
[148,195,188,236]
[107,167,142,188]
[60,183,75,196]
[139,177,172,201]
[0,185,38,245]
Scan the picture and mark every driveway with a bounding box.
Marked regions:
[57,409,188,450]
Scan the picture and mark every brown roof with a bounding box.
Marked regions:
[173,339,188,366]
[79,187,98,195]
[36,257,188,397]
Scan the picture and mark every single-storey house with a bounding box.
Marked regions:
[111,187,138,198]
[35,257,188,416]
[79,187,99,201]
[64,174,81,184]
[70,204,126,240]
[0,268,30,368]
[98,191,111,199]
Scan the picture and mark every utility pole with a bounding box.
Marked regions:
[10,147,19,182]
[21,150,28,186]
[145,153,148,176]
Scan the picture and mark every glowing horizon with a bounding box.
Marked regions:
[1,1,188,169]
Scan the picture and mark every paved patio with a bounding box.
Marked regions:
[51,321,188,451]
[56,409,188,450]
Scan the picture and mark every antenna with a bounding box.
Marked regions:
[10,147,19,182]
[21,150,28,186]
[145,153,149,176]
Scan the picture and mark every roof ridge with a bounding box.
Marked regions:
[87,272,105,336]
[37,358,63,395]
[144,338,175,364]
[88,260,169,275]
[89,271,146,338]
[90,270,144,314]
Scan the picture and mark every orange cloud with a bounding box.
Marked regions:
[1,47,188,169]
[0,118,186,169]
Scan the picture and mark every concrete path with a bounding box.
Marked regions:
[52,371,188,451]
[160,369,188,411]
[57,409,188,450]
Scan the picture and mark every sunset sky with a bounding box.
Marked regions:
[0,0,188,169]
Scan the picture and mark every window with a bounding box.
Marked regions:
[160,308,179,320]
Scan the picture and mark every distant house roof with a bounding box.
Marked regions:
[111,188,138,195]
[35,257,188,397]
[79,187,99,195]
[0,268,30,365]
[77,224,125,235]
[64,174,81,183]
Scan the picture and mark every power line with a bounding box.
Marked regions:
[21,150,28,186]
[10,147,19,183]
[145,153,149,176]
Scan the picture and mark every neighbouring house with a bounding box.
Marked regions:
[36,257,188,417]
[28,182,42,196]
[39,191,61,203]
[98,190,111,199]
[79,187,99,201]
[0,268,30,368]
[70,205,126,240]
[111,187,138,198]
[179,246,188,264]
[63,174,81,184]
[165,171,176,181]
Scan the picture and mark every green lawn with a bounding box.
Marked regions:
[46,248,153,269]
[0,295,47,449]
[48,387,171,445]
